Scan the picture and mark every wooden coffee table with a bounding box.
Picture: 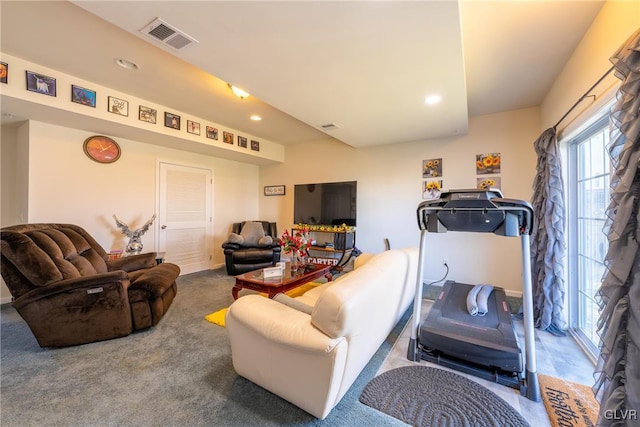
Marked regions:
[233,264,332,300]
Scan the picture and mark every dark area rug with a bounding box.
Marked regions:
[359,365,530,427]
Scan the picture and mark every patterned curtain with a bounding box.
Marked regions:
[530,127,567,336]
[593,28,640,426]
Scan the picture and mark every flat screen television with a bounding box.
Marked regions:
[293,181,357,226]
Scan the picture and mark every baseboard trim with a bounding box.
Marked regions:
[1,296,13,305]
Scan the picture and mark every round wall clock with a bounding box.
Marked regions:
[83,135,121,163]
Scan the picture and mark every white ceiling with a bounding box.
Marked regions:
[1,1,604,148]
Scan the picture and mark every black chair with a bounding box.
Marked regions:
[222,221,281,275]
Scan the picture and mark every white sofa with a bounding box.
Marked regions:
[225,247,418,419]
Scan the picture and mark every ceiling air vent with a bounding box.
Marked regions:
[140,18,199,51]
[319,123,340,131]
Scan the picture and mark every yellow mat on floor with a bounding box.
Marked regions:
[205,281,321,327]
[539,373,599,427]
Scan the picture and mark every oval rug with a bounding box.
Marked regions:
[359,366,530,427]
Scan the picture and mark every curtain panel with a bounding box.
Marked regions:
[530,127,567,336]
[593,28,640,426]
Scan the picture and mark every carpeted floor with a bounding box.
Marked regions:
[0,268,408,426]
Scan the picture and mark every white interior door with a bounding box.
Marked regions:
[158,162,212,275]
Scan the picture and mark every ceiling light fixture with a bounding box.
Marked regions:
[114,58,139,70]
[424,94,442,105]
[228,84,250,100]
[250,115,262,121]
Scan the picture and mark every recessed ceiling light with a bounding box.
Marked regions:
[250,115,262,121]
[425,95,442,105]
[115,58,139,70]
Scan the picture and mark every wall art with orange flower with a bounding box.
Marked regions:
[476,153,501,175]
[423,180,443,200]
[422,158,443,178]
[477,177,501,190]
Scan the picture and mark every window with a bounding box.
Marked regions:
[567,115,610,359]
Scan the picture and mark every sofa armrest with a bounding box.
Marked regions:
[107,252,156,272]
[226,295,348,419]
[227,295,341,352]
[128,263,180,297]
[12,271,129,309]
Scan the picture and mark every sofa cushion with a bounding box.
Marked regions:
[239,221,266,246]
[228,233,244,245]
[274,293,313,315]
[258,235,273,246]
[310,250,407,339]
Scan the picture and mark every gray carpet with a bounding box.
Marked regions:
[0,268,408,426]
[359,366,530,427]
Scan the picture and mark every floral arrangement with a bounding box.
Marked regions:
[280,226,311,256]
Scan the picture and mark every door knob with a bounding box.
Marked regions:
[161,225,167,229]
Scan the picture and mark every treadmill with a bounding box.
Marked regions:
[407,189,540,402]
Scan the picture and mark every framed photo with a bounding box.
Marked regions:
[108,96,128,116]
[0,62,8,84]
[251,140,260,151]
[264,185,286,196]
[165,112,181,130]
[206,126,218,140]
[423,180,443,200]
[187,120,200,135]
[422,158,443,178]
[139,106,157,124]
[26,71,56,96]
[477,177,501,190]
[476,152,501,175]
[71,85,96,107]
[238,136,247,148]
[223,131,233,144]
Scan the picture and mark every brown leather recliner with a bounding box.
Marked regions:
[0,223,180,347]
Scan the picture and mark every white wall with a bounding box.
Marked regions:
[541,1,640,136]
[0,120,261,302]
[260,107,541,293]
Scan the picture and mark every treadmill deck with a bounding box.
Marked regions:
[419,281,523,373]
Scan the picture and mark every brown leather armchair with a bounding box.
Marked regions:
[221,221,281,275]
[0,223,180,347]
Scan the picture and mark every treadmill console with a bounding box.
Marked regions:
[417,189,533,236]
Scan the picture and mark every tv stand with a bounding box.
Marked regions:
[293,225,356,269]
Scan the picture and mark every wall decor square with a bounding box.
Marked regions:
[165,112,180,130]
[0,62,7,84]
[139,106,157,124]
[477,177,501,190]
[476,153,501,174]
[26,71,56,96]
[423,180,443,200]
[422,158,443,178]
[206,126,218,140]
[108,96,128,116]
[238,136,247,148]
[71,85,96,107]
[223,131,234,144]
[187,120,200,135]
[251,140,260,151]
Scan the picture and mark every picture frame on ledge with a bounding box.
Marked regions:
[139,106,157,124]
[26,70,56,96]
[71,85,96,107]
[0,62,8,84]
[165,112,181,130]
[108,96,128,116]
